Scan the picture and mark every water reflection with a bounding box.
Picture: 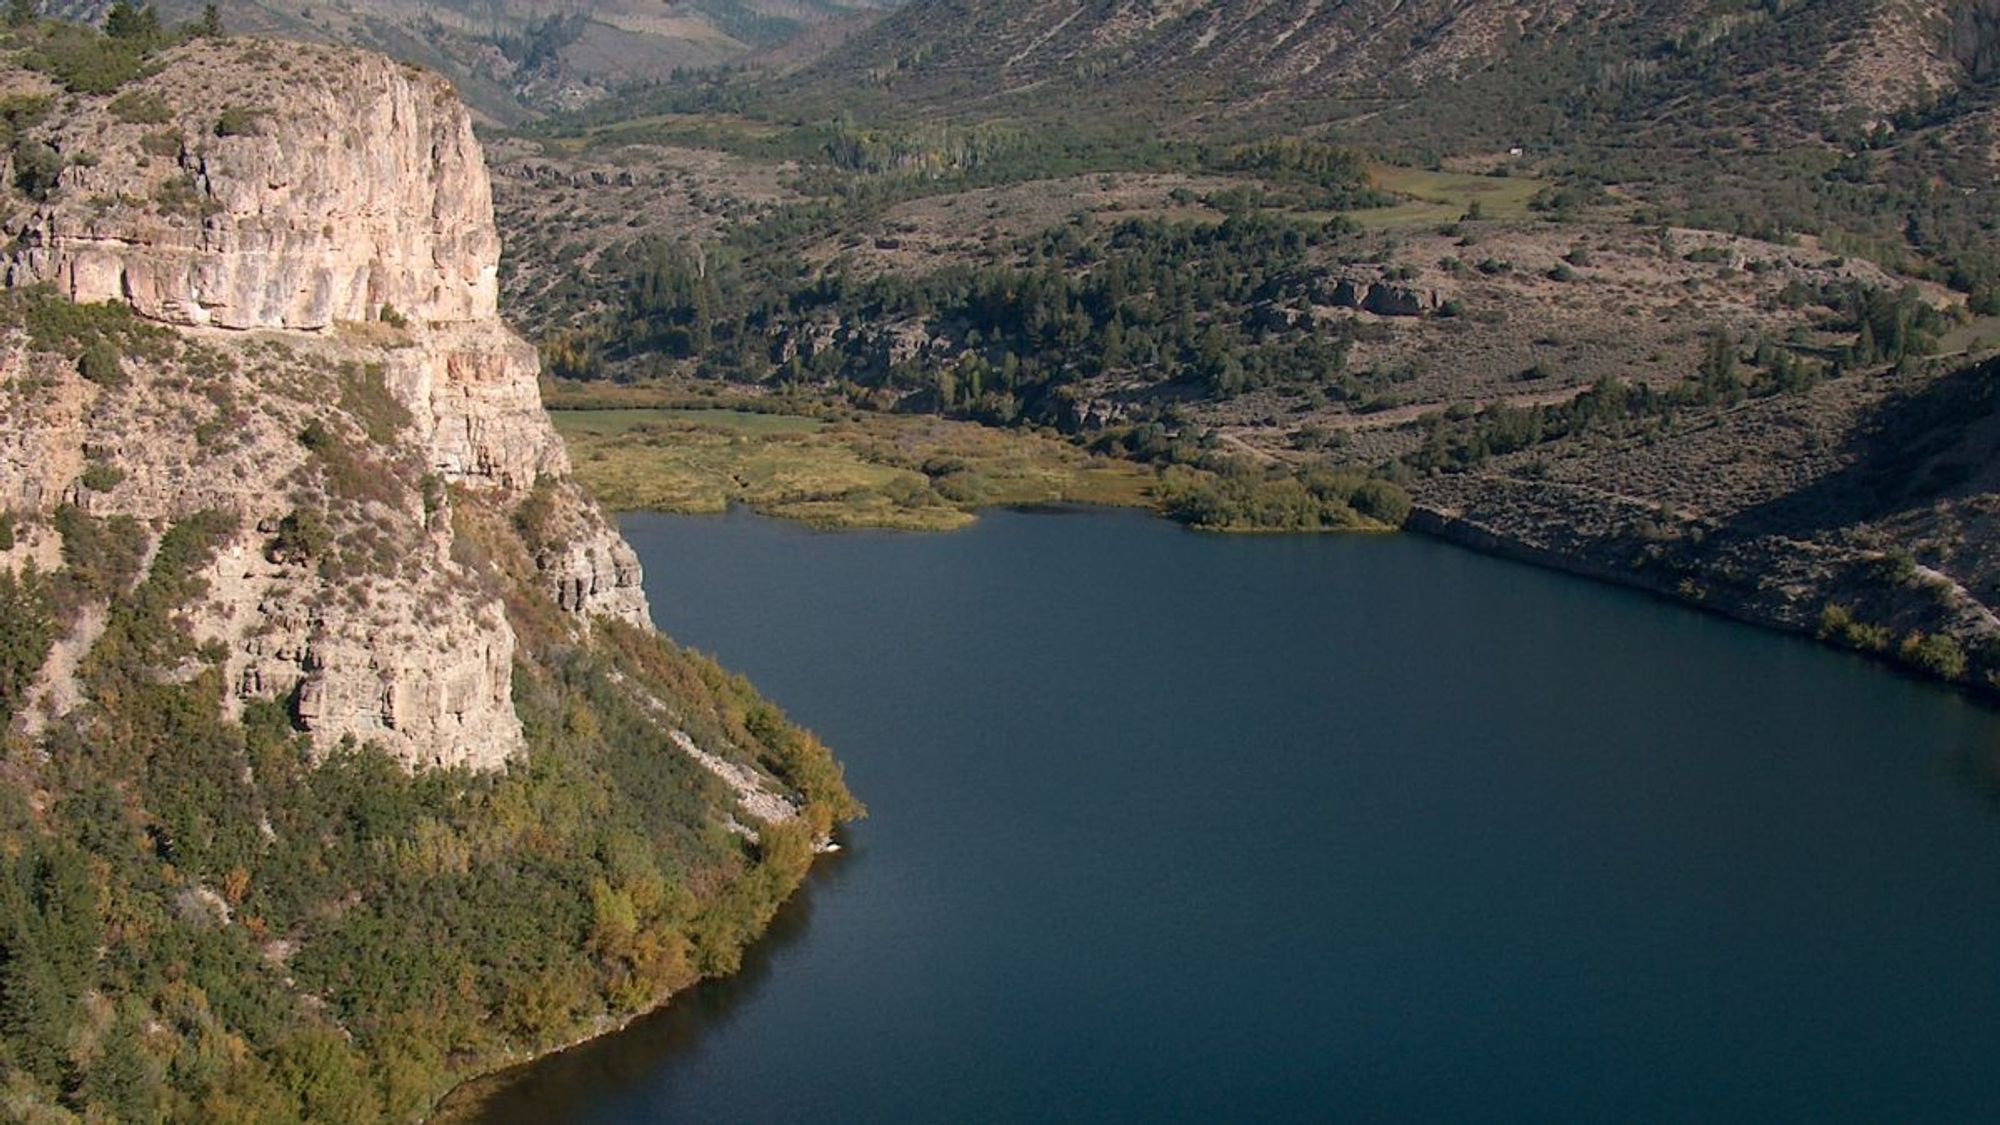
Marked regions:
[471,508,2000,1122]
[1952,733,2000,805]
[471,843,859,1124]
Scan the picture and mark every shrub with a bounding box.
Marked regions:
[512,476,564,555]
[1818,604,1892,653]
[1900,631,1968,681]
[20,288,173,363]
[77,340,125,386]
[337,363,411,443]
[212,105,261,138]
[268,508,330,564]
[107,90,171,124]
[0,94,51,145]
[1348,477,1412,525]
[152,171,210,216]
[138,129,180,157]
[79,463,125,492]
[12,140,61,201]
[0,566,55,724]
[24,25,150,94]
[297,418,332,452]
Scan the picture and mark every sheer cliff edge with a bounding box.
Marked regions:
[0,39,649,770]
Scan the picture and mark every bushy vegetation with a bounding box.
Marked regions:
[577,212,1368,424]
[17,3,219,97]
[20,14,155,94]
[106,88,170,124]
[0,301,859,1117]
[0,563,55,724]
[1396,284,1941,477]
[0,505,860,1120]
[1162,462,1409,532]
[19,286,175,364]
[211,104,260,138]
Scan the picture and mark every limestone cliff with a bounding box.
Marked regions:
[4,40,496,330]
[0,33,855,1122]
[0,38,646,770]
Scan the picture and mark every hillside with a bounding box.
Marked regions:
[471,0,2000,696]
[0,24,856,1121]
[788,0,2000,288]
[137,0,897,122]
[816,0,1973,124]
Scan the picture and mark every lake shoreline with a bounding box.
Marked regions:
[597,486,1983,702]
[464,506,2000,1120]
[1407,501,1993,703]
[430,487,1979,1118]
[426,835,843,1123]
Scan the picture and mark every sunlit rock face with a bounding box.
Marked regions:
[0,39,650,770]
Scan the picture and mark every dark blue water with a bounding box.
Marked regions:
[479,507,2000,1122]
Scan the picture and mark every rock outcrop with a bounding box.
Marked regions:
[1314,275,1433,317]
[0,39,650,769]
[4,41,497,330]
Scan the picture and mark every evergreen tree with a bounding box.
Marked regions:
[103,0,159,40]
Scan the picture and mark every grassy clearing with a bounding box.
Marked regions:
[1939,315,2000,357]
[1339,165,1549,229]
[554,408,1159,531]
[555,408,826,438]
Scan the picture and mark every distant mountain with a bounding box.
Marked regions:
[816,0,1988,133]
[145,0,900,122]
[790,0,1999,291]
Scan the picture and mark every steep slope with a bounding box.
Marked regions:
[820,0,1975,126]
[144,0,899,122]
[2,37,649,769]
[785,0,2000,281]
[824,0,1619,108]
[0,30,857,1120]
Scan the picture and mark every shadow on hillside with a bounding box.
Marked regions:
[1726,354,2000,541]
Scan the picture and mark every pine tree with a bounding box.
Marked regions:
[103,0,155,40]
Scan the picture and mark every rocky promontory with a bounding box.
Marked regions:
[0,38,649,769]
[0,31,857,1120]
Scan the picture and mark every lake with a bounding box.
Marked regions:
[476,506,2000,1122]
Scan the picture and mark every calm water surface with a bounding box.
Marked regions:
[480,507,2000,1122]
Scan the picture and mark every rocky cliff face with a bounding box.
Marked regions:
[0,39,647,770]
[0,37,856,1121]
[4,40,497,330]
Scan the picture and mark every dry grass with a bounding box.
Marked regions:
[552,407,1158,530]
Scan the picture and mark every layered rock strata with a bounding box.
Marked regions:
[0,40,648,769]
